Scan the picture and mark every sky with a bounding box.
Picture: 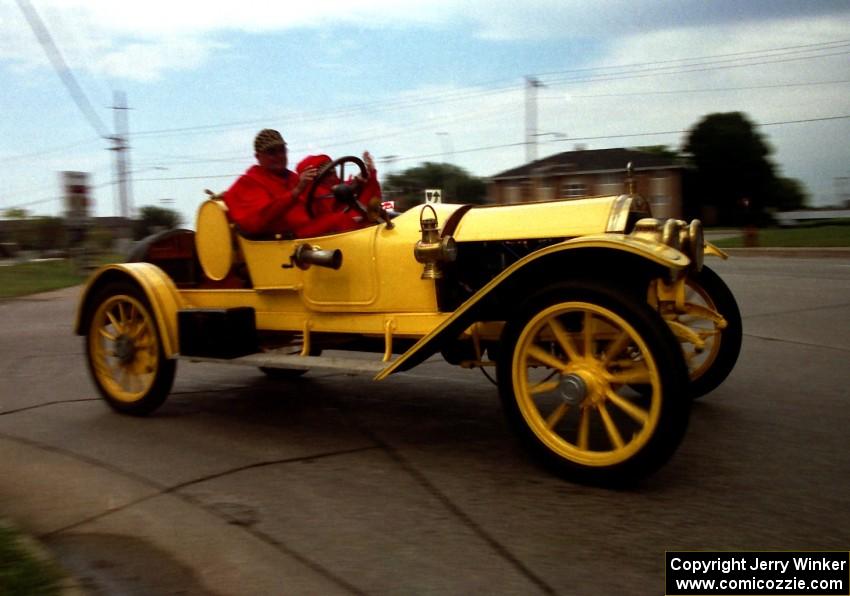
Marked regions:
[1,0,849,226]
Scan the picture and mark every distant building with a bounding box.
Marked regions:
[488,148,685,219]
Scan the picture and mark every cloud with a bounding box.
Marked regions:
[6,0,848,81]
[95,37,224,82]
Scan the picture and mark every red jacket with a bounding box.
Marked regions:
[224,165,355,237]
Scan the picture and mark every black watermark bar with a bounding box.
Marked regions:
[666,552,849,595]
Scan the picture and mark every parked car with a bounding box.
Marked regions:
[75,157,741,486]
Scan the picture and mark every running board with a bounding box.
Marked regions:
[177,350,389,375]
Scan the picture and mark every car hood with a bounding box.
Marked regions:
[450,196,621,242]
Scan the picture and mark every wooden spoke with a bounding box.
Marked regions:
[526,345,569,372]
[99,327,117,341]
[597,404,625,449]
[530,379,561,395]
[546,402,570,429]
[605,365,652,385]
[577,407,590,450]
[548,318,581,362]
[105,310,123,334]
[601,331,631,365]
[605,389,650,425]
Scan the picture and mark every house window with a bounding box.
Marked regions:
[597,173,622,196]
[649,176,671,217]
[537,184,555,201]
[505,185,522,203]
[562,183,586,199]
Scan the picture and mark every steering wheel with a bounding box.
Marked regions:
[304,155,393,228]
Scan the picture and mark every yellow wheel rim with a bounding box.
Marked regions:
[677,280,723,381]
[512,302,663,467]
[88,294,160,403]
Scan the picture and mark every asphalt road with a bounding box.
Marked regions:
[1,256,849,595]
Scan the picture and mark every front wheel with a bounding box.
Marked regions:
[676,266,742,398]
[85,282,176,416]
[498,282,690,486]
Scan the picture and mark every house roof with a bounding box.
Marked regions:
[491,147,684,180]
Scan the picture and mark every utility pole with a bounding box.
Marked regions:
[525,76,544,164]
[109,91,133,224]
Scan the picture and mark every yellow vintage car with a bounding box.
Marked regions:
[75,158,740,486]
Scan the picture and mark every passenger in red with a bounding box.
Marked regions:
[223,129,357,238]
[295,151,383,225]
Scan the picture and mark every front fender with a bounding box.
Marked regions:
[74,263,182,357]
[375,235,688,380]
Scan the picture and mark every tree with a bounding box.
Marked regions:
[768,177,808,212]
[31,217,66,251]
[383,162,487,210]
[684,112,805,224]
[133,206,183,240]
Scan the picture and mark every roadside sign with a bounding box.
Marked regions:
[424,189,442,203]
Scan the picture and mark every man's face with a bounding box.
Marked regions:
[256,145,288,175]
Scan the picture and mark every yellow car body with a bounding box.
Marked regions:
[75,187,741,486]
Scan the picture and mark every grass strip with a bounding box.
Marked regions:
[0,259,86,299]
[711,224,850,248]
[0,523,63,596]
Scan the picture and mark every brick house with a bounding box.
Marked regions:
[487,148,685,219]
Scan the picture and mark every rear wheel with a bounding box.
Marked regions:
[85,282,176,416]
[498,282,690,486]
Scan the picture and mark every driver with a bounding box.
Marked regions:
[295,151,383,225]
[223,129,358,238]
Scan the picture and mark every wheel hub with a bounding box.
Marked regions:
[114,334,136,365]
[559,373,588,406]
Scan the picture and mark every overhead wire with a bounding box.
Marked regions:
[535,38,850,78]
[128,38,850,140]
[541,49,850,87]
[0,136,102,164]
[127,74,850,172]
[116,114,850,179]
[4,30,849,211]
[542,79,850,100]
[131,101,523,168]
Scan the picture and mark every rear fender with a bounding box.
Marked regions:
[375,235,688,380]
[74,263,182,357]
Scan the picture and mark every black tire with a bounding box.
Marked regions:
[84,281,176,416]
[497,281,690,487]
[682,266,742,398]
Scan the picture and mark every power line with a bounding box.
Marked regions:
[128,38,850,140]
[6,114,849,212]
[535,38,850,78]
[131,102,523,168]
[544,79,850,100]
[0,136,102,164]
[126,114,850,175]
[16,0,110,139]
[541,49,850,87]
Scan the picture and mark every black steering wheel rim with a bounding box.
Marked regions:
[304,156,368,218]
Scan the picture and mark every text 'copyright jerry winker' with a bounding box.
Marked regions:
[665,552,849,595]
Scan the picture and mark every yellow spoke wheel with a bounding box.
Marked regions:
[498,283,689,486]
[673,266,742,398]
[85,282,176,416]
